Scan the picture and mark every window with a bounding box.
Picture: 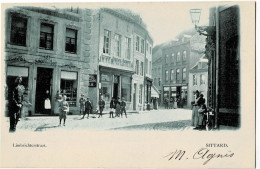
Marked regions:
[6,66,29,102]
[136,36,140,51]
[182,68,186,81]
[101,74,112,102]
[125,37,131,59]
[114,34,121,57]
[140,62,144,76]
[177,52,180,62]
[150,46,152,54]
[60,71,78,107]
[183,51,187,61]
[139,85,143,104]
[165,70,169,81]
[65,28,77,53]
[165,54,169,64]
[141,39,145,53]
[149,61,152,75]
[135,60,139,74]
[121,77,131,102]
[39,23,54,50]
[103,30,111,54]
[176,69,180,81]
[171,53,175,63]
[170,69,174,81]
[193,74,197,86]
[200,74,206,85]
[10,16,27,46]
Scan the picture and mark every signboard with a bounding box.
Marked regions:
[89,74,97,87]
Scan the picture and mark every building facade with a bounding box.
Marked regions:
[4,6,92,116]
[161,34,205,108]
[152,57,162,106]
[188,56,208,106]
[92,8,153,111]
[206,5,240,127]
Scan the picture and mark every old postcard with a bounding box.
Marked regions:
[0,1,256,168]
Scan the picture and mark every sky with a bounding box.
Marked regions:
[1,2,226,46]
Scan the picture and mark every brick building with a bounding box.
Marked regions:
[4,6,92,116]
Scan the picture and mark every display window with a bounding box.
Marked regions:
[121,76,131,102]
[60,71,78,107]
[101,74,112,102]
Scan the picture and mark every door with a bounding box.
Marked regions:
[133,83,137,110]
[35,67,53,114]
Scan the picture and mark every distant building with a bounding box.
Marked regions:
[4,6,92,115]
[152,57,162,106]
[188,55,208,106]
[161,33,205,108]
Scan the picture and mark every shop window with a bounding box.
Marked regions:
[65,28,77,54]
[115,34,121,57]
[10,16,27,46]
[6,66,29,102]
[39,23,54,50]
[101,74,112,102]
[103,30,111,54]
[121,77,131,102]
[60,71,78,107]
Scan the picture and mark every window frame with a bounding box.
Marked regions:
[103,29,111,54]
[10,15,28,46]
[65,28,78,54]
[39,23,54,50]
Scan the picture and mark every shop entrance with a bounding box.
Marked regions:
[35,67,53,114]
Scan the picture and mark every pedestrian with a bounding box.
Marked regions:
[115,97,121,117]
[198,103,207,130]
[109,98,116,118]
[83,97,92,119]
[98,96,105,118]
[54,90,62,115]
[44,90,51,114]
[120,97,127,118]
[9,76,24,132]
[174,97,178,109]
[79,94,86,115]
[59,95,69,126]
[169,97,174,109]
[164,98,169,109]
[191,90,201,129]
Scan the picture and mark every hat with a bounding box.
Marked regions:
[81,94,85,96]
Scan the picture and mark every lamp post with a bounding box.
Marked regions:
[189,8,218,129]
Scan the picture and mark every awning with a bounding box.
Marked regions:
[151,86,160,98]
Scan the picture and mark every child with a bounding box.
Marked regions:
[59,95,69,126]
[120,97,127,118]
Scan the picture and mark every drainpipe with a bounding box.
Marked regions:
[96,11,101,109]
[214,6,219,129]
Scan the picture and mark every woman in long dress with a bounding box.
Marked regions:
[191,90,200,128]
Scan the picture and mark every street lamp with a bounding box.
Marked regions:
[189,9,215,37]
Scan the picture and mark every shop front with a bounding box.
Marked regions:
[99,66,134,111]
[163,85,188,108]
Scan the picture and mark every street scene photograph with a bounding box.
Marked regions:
[2,2,241,133]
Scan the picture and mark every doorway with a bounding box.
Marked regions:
[133,83,137,110]
[113,75,119,99]
[35,67,53,114]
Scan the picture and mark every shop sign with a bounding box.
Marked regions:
[89,74,97,87]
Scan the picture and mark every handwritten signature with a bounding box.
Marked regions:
[164,148,234,165]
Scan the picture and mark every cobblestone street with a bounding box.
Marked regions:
[4,109,194,132]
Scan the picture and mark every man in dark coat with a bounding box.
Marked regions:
[120,97,127,118]
[82,97,92,119]
[98,96,105,118]
[9,76,24,132]
[109,98,116,118]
